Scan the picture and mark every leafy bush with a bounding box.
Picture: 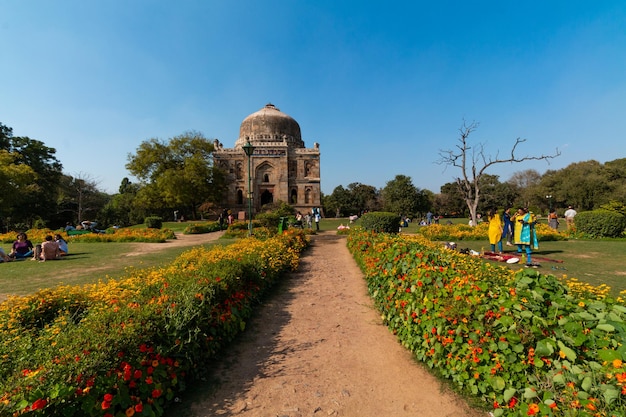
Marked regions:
[182,221,222,234]
[360,212,401,234]
[254,211,281,229]
[144,216,163,229]
[575,210,626,238]
[347,230,626,416]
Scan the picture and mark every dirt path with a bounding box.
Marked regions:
[172,232,487,417]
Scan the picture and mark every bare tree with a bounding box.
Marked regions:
[437,121,560,226]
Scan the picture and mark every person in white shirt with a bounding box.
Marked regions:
[564,206,577,230]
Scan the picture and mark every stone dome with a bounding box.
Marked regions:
[235,103,304,148]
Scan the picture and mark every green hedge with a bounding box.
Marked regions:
[360,212,401,234]
[575,210,626,238]
[144,216,163,229]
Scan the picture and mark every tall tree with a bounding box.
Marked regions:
[0,123,63,228]
[381,174,427,217]
[126,131,225,220]
[438,121,559,226]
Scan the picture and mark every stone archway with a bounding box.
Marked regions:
[261,189,273,206]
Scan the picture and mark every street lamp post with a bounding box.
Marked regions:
[242,141,255,236]
[546,195,553,211]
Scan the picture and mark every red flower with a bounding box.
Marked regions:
[31,399,47,410]
[527,403,539,415]
[134,369,142,379]
[145,376,153,385]
[508,397,518,408]
[135,403,143,412]
[103,393,114,402]
[102,401,111,410]
[152,389,162,398]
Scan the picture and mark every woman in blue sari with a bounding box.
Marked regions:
[516,207,539,267]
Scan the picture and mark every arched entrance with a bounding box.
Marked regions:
[261,189,273,206]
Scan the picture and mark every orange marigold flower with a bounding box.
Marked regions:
[125,407,135,417]
[527,403,539,415]
[613,359,623,369]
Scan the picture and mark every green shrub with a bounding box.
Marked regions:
[575,210,626,238]
[144,216,163,229]
[183,221,222,234]
[255,211,281,229]
[360,212,401,234]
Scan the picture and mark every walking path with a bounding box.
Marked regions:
[172,232,487,417]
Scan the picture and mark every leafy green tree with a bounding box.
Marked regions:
[98,178,143,227]
[0,150,38,228]
[0,123,63,228]
[322,183,381,217]
[539,161,610,211]
[126,132,226,220]
[381,174,428,218]
[322,185,353,217]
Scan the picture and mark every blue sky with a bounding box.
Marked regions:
[1,1,625,195]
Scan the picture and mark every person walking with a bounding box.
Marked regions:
[548,208,559,229]
[312,207,321,231]
[564,205,577,230]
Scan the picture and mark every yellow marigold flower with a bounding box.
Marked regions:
[578,301,585,307]
[613,359,623,369]
[559,350,567,359]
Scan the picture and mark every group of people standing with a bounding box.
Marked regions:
[487,207,539,267]
[0,232,68,263]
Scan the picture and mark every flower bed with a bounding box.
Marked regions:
[0,227,176,244]
[0,229,308,416]
[416,222,566,242]
[347,230,625,416]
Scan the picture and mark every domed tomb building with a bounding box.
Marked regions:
[213,103,321,216]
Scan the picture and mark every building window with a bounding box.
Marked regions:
[291,189,298,204]
[263,174,269,182]
[305,187,312,204]
[237,189,244,205]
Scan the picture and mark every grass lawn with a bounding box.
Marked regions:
[325,216,626,296]
[0,223,234,301]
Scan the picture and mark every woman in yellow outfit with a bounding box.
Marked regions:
[487,208,503,253]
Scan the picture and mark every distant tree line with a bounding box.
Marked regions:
[3,119,625,232]
[321,159,626,221]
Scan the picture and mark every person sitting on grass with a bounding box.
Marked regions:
[0,247,13,263]
[32,235,61,261]
[54,234,69,256]
[9,232,34,259]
